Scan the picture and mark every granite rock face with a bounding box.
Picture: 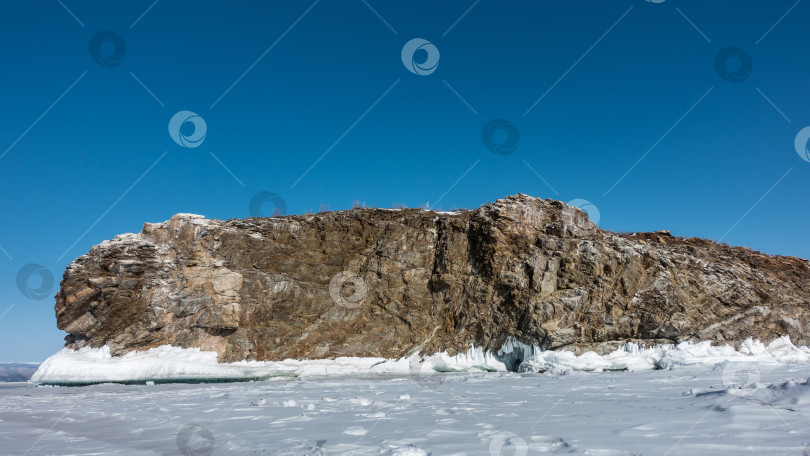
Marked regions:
[54,194,810,364]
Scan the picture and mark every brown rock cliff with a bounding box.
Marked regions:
[54,194,810,365]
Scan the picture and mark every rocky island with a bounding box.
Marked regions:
[53,194,810,368]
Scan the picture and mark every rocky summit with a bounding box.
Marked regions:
[54,194,810,366]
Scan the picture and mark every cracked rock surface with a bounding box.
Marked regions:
[54,194,810,362]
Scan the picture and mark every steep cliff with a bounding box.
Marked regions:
[54,194,810,364]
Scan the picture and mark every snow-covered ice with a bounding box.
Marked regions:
[4,362,810,454]
[5,337,810,454]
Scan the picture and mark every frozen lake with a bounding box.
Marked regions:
[2,363,809,455]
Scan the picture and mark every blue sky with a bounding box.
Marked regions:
[1,0,808,361]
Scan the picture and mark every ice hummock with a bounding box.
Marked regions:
[29,336,810,385]
[520,336,810,373]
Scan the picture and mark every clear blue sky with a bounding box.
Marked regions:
[1,0,808,361]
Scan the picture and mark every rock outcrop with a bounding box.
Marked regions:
[54,194,810,365]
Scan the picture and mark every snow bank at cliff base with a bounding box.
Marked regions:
[521,336,810,373]
[30,336,810,385]
[29,345,507,385]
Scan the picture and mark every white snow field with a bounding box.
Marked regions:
[2,338,809,455]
